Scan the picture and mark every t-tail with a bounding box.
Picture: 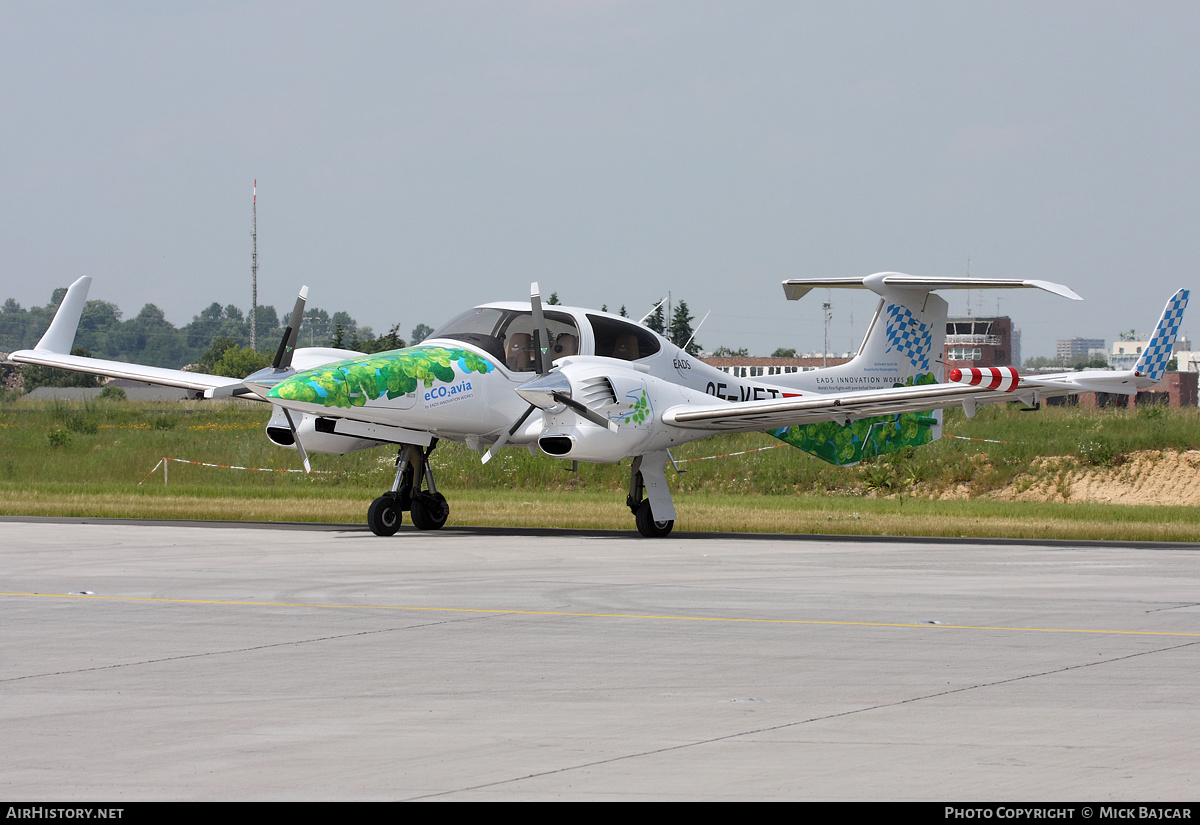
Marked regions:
[770,272,1082,466]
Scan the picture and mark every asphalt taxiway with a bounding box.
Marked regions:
[2,519,1198,800]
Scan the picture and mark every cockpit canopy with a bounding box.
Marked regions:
[430,306,661,372]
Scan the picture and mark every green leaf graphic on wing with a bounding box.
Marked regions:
[769,372,939,466]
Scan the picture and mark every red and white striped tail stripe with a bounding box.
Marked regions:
[947,366,1019,392]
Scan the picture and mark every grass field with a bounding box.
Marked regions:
[2,397,1199,541]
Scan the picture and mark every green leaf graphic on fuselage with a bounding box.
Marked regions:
[268,346,495,409]
[624,389,650,425]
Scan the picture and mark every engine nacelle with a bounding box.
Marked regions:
[533,357,714,462]
[536,420,652,463]
[265,406,384,455]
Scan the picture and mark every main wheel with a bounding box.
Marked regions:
[410,491,449,531]
[367,494,401,536]
[634,499,674,538]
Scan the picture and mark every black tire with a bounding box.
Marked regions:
[410,491,449,531]
[368,494,401,536]
[635,499,674,538]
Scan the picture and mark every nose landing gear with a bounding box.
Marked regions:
[368,440,449,535]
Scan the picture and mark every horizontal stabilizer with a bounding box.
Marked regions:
[1021,371,1140,395]
[783,272,1082,302]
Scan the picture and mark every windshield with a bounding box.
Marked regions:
[430,307,580,371]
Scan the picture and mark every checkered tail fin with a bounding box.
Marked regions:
[1134,289,1189,382]
[768,289,948,466]
[847,292,949,384]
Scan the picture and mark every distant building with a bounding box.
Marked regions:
[1111,336,1192,371]
[706,315,1022,378]
[701,355,851,379]
[1060,371,1198,408]
[944,316,1018,369]
[1172,349,1200,373]
[1057,337,1106,363]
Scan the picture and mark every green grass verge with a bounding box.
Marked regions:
[2,397,1198,541]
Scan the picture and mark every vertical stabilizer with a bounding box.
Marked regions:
[1134,289,1189,382]
[769,285,947,466]
[813,281,949,389]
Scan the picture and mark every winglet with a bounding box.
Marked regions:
[1134,289,1189,382]
[34,276,92,353]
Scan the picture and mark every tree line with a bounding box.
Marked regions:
[1,287,431,390]
[4,287,782,392]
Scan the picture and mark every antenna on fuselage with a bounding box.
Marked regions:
[682,310,711,353]
[638,297,667,326]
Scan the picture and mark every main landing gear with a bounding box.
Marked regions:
[627,451,677,538]
[368,440,450,536]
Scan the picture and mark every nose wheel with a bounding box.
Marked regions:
[368,440,449,535]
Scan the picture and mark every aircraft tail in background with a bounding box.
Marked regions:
[1134,289,1189,383]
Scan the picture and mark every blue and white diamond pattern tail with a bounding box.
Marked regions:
[884,303,932,371]
[1135,289,1189,382]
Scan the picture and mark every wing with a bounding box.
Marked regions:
[8,276,362,399]
[8,277,248,397]
[10,348,250,397]
[667,287,1189,433]
[662,366,1170,433]
[662,380,1028,432]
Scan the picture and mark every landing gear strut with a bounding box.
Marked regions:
[368,440,450,535]
[627,451,676,538]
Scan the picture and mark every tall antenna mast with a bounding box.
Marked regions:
[251,180,258,351]
[965,257,972,317]
[823,294,832,368]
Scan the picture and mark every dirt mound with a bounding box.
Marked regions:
[985,449,1200,505]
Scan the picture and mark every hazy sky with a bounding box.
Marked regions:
[3,1,1197,359]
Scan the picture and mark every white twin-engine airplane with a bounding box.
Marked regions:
[12,273,1189,537]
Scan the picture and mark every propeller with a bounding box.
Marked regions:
[243,285,312,472]
[530,282,551,375]
[244,286,309,391]
[282,408,312,474]
[513,372,618,432]
[481,283,616,464]
[273,285,308,370]
[480,404,535,464]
